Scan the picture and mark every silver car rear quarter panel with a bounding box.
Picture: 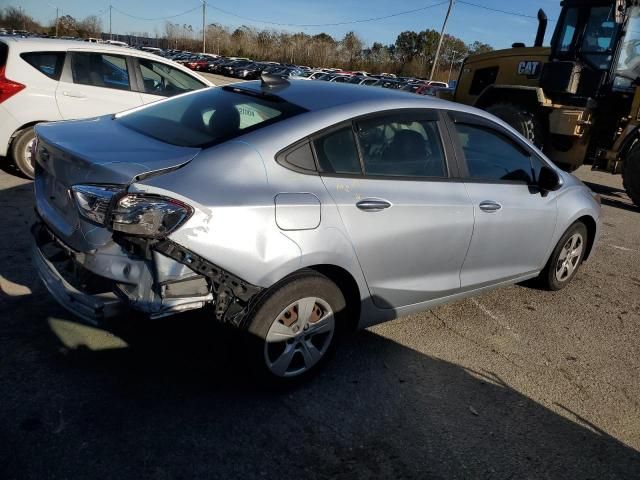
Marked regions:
[133,118,374,323]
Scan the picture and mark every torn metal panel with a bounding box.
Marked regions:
[153,239,263,327]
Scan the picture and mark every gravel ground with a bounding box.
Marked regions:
[0,144,639,478]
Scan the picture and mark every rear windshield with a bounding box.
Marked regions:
[116,86,307,148]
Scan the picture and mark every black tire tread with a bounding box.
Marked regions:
[622,143,640,208]
[539,222,588,291]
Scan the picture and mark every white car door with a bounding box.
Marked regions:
[55,50,143,119]
[134,57,209,104]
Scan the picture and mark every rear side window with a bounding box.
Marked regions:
[70,52,131,90]
[453,123,534,183]
[313,127,362,174]
[355,115,446,178]
[138,58,204,97]
[20,52,65,80]
[116,86,306,148]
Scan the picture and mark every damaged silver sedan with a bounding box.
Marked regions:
[33,77,601,383]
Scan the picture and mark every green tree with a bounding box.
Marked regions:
[57,15,78,37]
[395,31,420,62]
[468,41,493,56]
[341,31,363,68]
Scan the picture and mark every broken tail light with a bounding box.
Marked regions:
[71,184,123,225]
[111,195,193,238]
[0,66,25,103]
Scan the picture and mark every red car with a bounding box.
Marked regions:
[185,59,209,71]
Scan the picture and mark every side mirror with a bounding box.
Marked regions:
[538,165,562,192]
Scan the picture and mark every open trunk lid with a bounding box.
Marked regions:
[34,115,200,252]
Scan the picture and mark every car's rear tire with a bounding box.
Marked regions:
[11,127,36,179]
[244,270,346,385]
[539,222,588,291]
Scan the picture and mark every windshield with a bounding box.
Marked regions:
[614,6,640,90]
[116,86,307,148]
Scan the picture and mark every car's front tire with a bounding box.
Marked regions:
[245,270,346,385]
[11,126,36,179]
[540,222,588,290]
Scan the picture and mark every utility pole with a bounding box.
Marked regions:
[48,4,59,37]
[201,0,206,53]
[430,0,455,81]
[447,49,458,83]
[109,5,113,40]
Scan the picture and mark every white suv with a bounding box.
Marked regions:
[0,37,213,178]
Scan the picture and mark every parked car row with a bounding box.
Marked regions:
[140,47,453,95]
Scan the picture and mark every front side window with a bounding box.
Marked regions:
[314,127,362,174]
[71,52,130,90]
[21,52,65,80]
[581,5,619,70]
[454,123,534,183]
[355,115,446,177]
[138,58,205,97]
[614,6,640,90]
[117,86,306,148]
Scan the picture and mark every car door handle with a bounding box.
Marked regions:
[479,200,502,212]
[62,91,86,99]
[356,199,392,212]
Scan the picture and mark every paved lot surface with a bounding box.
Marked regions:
[1,146,639,478]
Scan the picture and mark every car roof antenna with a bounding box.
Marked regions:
[261,73,289,89]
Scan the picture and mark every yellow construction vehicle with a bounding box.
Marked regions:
[452,0,640,206]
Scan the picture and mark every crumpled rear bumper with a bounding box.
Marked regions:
[32,239,125,326]
[32,220,214,324]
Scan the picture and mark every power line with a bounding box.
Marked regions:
[204,1,450,28]
[457,0,556,21]
[111,5,202,22]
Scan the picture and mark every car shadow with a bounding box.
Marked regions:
[583,180,639,213]
[0,155,27,178]
[1,181,639,479]
[2,305,640,479]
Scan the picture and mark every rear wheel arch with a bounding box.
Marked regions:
[10,121,48,141]
[305,264,361,332]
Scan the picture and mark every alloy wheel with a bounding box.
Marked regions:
[555,233,584,282]
[264,297,335,377]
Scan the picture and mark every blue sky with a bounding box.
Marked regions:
[9,0,562,49]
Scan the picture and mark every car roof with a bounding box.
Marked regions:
[3,37,149,58]
[232,79,455,112]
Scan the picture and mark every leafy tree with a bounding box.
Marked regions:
[395,31,420,62]
[341,31,363,68]
[468,41,494,56]
[57,15,78,37]
[77,15,102,38]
